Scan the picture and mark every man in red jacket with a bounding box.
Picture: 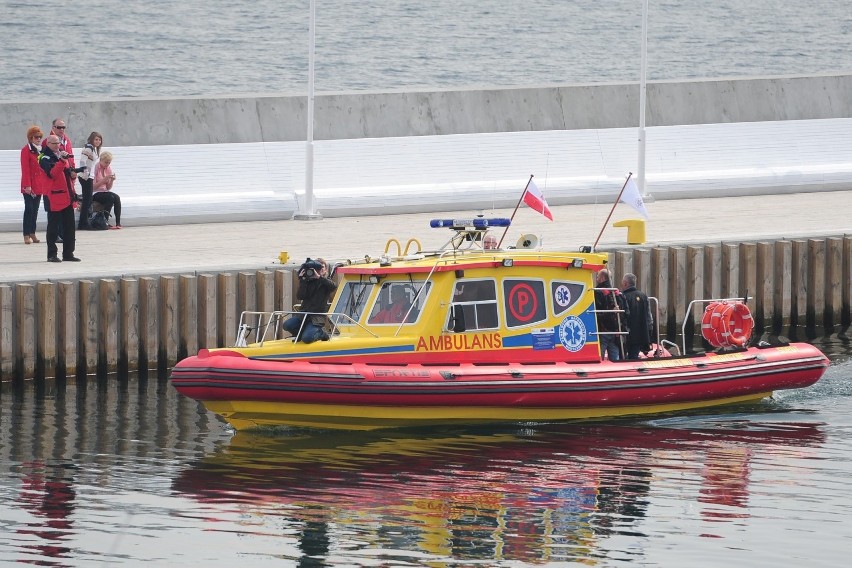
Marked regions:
[41,119,76,242]
[39,135,80,262]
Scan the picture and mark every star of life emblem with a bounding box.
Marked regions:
[558,315,587,352]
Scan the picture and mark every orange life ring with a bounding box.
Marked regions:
[701,302,726,347]
[701,301,753,349]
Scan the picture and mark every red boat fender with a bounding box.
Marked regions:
[701,301,754,348]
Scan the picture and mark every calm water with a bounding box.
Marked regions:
[1,336,851,567]
[2,1,851,101]
[3,4,852,563]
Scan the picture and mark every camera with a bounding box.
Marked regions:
[300,258,324,279]
[71,166,87,173]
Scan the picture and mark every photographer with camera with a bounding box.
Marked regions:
[39,135,82,262]
[283,258,337,343]
[40,119,77,242]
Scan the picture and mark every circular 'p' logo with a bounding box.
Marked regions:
[508,283,538,323]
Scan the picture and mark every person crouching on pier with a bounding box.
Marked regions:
[39,135,81,262]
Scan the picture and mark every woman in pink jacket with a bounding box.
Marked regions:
[20,125,44,244]
[92,151,121,228]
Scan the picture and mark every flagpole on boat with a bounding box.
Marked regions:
[592,173,633,252]
[638,0,653,202]
[497,175,534,248]
[294,0,322,220]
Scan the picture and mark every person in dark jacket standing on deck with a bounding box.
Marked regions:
[595,269,628,361]
[621,273,653,359]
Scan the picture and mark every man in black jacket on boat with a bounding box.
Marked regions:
[283,258,337,343]
[595,269,628,361]
[621,273,654,359]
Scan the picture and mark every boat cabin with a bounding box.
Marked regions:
[233,218,618,365]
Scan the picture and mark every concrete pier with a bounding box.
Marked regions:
[1,190,851,380]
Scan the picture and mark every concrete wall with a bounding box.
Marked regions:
[2,74,852,150]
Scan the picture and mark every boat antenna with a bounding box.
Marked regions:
[497,174,534,249]
[592,173,633,252]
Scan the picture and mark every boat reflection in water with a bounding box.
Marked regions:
[172,416,825,563]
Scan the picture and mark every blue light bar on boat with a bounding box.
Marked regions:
[430,218,512,229]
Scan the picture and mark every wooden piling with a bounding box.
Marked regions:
[197,274,217,350]
[15,283,35,380]
[178,275,198,362]
[703,244,721,301]
[159,276,178,370]
[827,237,843,328]
[755,242,773,331]
[99,279,119,375]
[791,240,809,329]
[120,278,139,374]
[57,282,77,380]
[1,285,14,379]
[36,282,56,380]
[217,273,237,349]
[844,236,852,328]
[808,239,825,330]
[138,277,158,370]
[773,241,792,330]
[78,280,97,377]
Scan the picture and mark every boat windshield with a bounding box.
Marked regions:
[332,280,376,323]
[367,281,432,325]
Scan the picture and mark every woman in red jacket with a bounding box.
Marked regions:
[20,125,44,244]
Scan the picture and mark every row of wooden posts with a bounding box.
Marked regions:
[1,234,850,381]
[1,269,297,381]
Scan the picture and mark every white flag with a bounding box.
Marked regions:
[620,177,649,219]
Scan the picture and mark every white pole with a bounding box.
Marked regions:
[638,0,652,201]
[295,0,322,219]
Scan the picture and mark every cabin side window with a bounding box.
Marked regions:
[331,281,376,323]
[367,281,432,325]
[502,279,548,328]
[550,281,585,315]
[448,279,499,331]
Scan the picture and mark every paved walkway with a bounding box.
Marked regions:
[2,190,851,284]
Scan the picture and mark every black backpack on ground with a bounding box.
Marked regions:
[88,210,110,230]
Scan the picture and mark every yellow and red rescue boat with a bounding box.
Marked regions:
[170,218,829,430]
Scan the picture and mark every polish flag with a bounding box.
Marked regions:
[522,180,553,221]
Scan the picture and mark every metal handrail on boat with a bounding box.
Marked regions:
[235,309,378,347]
[590,287,629,338]
[681,296,751,354]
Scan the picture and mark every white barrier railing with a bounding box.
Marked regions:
[3,118,851,230]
